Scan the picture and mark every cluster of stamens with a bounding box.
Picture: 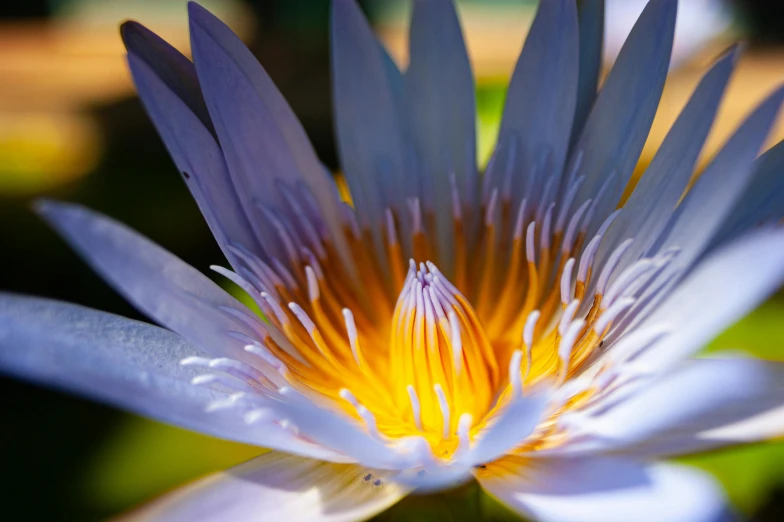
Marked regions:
[182,148,680,464]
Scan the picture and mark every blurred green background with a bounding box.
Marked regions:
[1,0,784,520]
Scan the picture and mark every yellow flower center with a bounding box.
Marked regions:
[253,182,633,459]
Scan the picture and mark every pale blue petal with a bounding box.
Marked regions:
[477,457,726,522]
[488,0,578,207]
[0,294,343,459]
[712,140,784,246]
[595,46,739,278]
[644,86,784,280]
[123,452,411,522]
[125,51,262,263]
[121,21,214,134]
[469,393,549,465]
[406,0,477,274]
[559,357,784,457]
[609,229,784,373]
[571,0,605,147]
[570,0,676,237]
[264,387,415,470]
[36,201,259,362]
[187,2,353,273]
[331,0,411,239]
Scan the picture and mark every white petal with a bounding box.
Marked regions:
[570,0,676,238]
[331,0,412,233]
[490,0,578,205]
[469,392,550,465]
[595,46,738,278]
[406,0,477,273]
[648,86,784,275]
[477,456,726,522]
[121,452,411,522]
[269,387,413,470]
[608,228,784,372]
[712,139,784,247]
[187,3,353,275]
[0,294,344,461]
[567,356,784,458]
[125,40,262,264]
[36,201,260,362]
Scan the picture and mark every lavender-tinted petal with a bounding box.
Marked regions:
[491,0,578,206]
[406,0,477,274]
[646,87,784,280]
[36,201,258,362]
[570,0,676,238]
[265,388,416,470]
[469,393,549,465]
[711,140,784,247]
[596,46,739,278]
[477,457,726,522]
[0,294,343,459]
[121,20,214,134]
[564,357,784,457]
[331,0,410,243]
[187,2,353,274]
[122,452,411,522]
[610,229,784,372]
[571,0,605,147]
[126,51,262,263]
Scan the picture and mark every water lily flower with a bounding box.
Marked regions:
[3,0,784,520]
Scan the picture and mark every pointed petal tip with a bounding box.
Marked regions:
[119,20,168,57]
[187,1,217,29]
[119,20,141,48]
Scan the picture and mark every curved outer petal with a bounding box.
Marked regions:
[468,392,550,465]
[650,86,784,269]
[569,0,676,238]
[612,89,784,332]
[406,0,477,275]
[125,48,262,264]
[553,356,784,457]
[36,200,261,363]
[487,0,578,209]
[331,0,411,243]
[0,294,345,460]
[187,2,354,277]
[121,20,214,134]
[477,456,727,522]
[607,229,784,373]
[120,452,411,522]
[712,139,784,247]
[594,45,739,280]
[571,0,604,147]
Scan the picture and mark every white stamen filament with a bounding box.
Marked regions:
[560,258,576,304]
[558,319,586,371]
[342,308,362,366]
[448,310,463,374]
[559,299,581,337]
[509,350,524,395]
[594,297,636,335]
[305,266,320,302]
[596,238,635,295]
[434,384,451,439]
[578,234,602,283]
[407,384,423,430]
[526,221,537,263]
[562,198,592,253]
[540,203,555,251]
